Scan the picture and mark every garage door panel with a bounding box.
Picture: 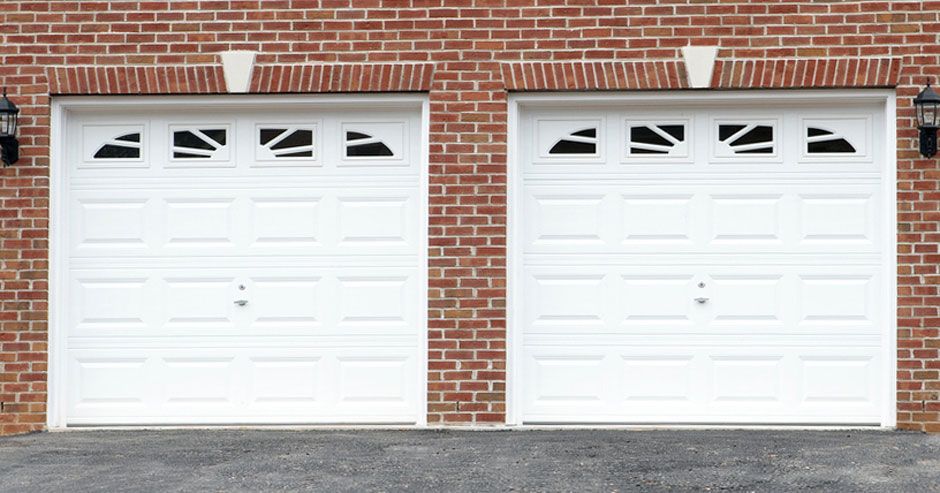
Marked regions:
[525,265,880,337]
[71,198,153,251]
[69,357,150,409]
[161,357,237,405]
[522,183,880,254]
[525,354,610,410]
[66,347,418,423]
[621,274,698,328]
[248,357,322,405]
[63,103,423,425]
[163,276,237,330]
[70,268,417,338]
[71,187,418,257]
[522,345,882,423]
[248,277,322,331]
[70,110,421,178]
[71,277,153,332]
[519,102,887,425]
[622,194,695,245]
[164,198,237,248]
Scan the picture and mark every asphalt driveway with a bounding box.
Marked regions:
[1,429,939,492]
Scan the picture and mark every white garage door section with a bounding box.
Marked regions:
[516,96,892,424]
[58,98,425,425]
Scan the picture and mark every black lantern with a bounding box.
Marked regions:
[0,88,19,167]
[914,78,940,158]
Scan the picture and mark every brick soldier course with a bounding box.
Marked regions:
[1,0,938,435]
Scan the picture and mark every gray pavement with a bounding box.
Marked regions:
[1,428,939,492]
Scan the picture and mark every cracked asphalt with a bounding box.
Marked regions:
[1,429,939,492]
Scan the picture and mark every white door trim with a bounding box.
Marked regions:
[506,89,897,427]
[48,94,430,429]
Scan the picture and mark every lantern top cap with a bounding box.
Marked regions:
[915,78,940,106]
[0,88,18,115]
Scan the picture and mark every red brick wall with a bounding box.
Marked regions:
[1,0,938,434]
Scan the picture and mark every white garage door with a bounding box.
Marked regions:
[57,97,425,425]
[516,95,892,424]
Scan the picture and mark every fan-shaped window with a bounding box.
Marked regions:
[629,124,685,155]
[93,132,142,159]
[806,127,857,154]
[549,128,597,155]
[346,131,394,157]
[173,128,227,159]
[718,124,774,155]
[259,127,314,158]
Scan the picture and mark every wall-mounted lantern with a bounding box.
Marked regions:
[0,89,19,167]
[914,79,940,158]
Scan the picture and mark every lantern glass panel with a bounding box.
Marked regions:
[927,102,940,127]
[0,111,14,137]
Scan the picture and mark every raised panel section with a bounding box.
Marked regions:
[73,199,149,250]
[250,358,321,403]
[338,357,409,402]
[249,277,321,330]
[73,278,148,332]
[529,275,605,329]
[800,195,874,245]
[530,356,605,404]
[711,357,782,402]
[621,275,694,327]
[162,358,234,403]
[72,358,148,406]
[250,198,320,247]
[165,199,235,248]
[622,195,693,244]
[338,197,410,246]
[163,278,235,330]
[622,357,693,401]
[709,276,783,327]
[337,277,410,329]
[710,195,782,243]
[800,356,874,403]
[799,276,873,326]
[531,195,604,245]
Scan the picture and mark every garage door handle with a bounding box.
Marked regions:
[234,299,248,307]
[694,297,709,304]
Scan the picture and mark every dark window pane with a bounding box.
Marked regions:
[807,127,834,137]
[571,128,596,138]
[271,130,313,150]
[731,125,773,147]
[718,124,747,142]
[631,126,672,147]
[260,128,285,145]
[347,142,394,157]
[736,147,774,154]
[174,131,215,150]
[808,138,856,153]
[94,144,140,159]
[660,125,685,142]
[201,129,226,146]
[347,131,371,141]
[115,133,141,143]
[173,151,209,159]
[279,150,314,158]
[630,147,668,154]
[549,139,596,154]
